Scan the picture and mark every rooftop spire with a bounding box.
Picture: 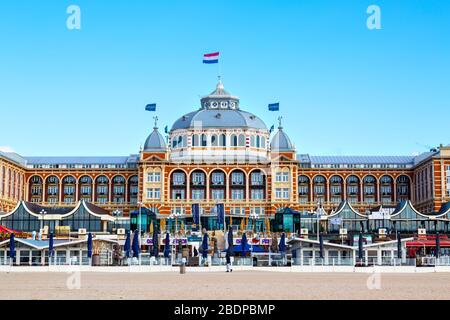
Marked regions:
[277,116,283,130]
[216,76,225,94]
[153,116,159,130]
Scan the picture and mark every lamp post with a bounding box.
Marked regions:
[249,212,259,254]
[168,211,182,263]
[316,200,325,241]
[39,209,47,239]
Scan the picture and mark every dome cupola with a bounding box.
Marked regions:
[270,116,294,152]
[143,116,167,152]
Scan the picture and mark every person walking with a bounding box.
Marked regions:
[226,251,232,272]
[226,227,234,272]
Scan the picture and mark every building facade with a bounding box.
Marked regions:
[1,80,450,225]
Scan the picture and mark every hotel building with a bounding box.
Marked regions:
[1,80,449,233]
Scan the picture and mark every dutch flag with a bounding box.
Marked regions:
[203,52,219,64]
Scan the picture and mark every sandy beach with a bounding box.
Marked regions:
[0,271,449,300]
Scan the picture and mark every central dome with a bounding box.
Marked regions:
[171,80,267,131]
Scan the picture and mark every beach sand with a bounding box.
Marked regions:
[0,271,448,300]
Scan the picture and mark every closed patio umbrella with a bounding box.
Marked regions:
[164,233,170,258]
[124,231,131,258]
[319,233,324,259]
[436,232,441,258]
[49,233,54,264]
[132,231,140,258]
[9,233,15,264]
[241,233,248,256]
[397,232,402,259]
[227,227,234,256]
[87,233,93,259]
[202,233,209,259]
[152,231,159,257]
[358,232,363,261]
[278,233,286,253]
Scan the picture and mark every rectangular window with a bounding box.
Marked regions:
[275,188,289,199]
[314,185,325,194]
[231,189,244,200]
[97,186,108,195]
[114,186,124,194]
[276,172,289,182]
[64,186,75,195]
[282,188,289,199]
[364,186,375,195]
[231,207,245,215]
[275,173,282,182]
[48,186,58,195]
[251,189,264,200]
[192,189,205,200]
[146,188,161,199]
[446,166,450,196]
[81,186,91,195]
[147,172,161,183]
[347,186,358,195]
[172,189,185,200]
[211,189,224,200]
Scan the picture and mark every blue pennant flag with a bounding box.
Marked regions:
[192,204,200,226]
[268,103,279,111]
[269,125,275,133]
[216,203,225,227]
[164,125,169,134]
[145,103,156,112]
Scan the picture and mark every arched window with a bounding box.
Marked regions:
[172,136,178,148]
[112,175,125,203]
[219,134,226,146]
[95,175,109,203]
[192,134,199,147]
[62,176,76,203]
[329,175,343,204]
[128,175,139,203]
[201,134,207,147]
[256,136,261,148]
[210,170,226,200]
[313,175,326,202]
[298,175,310,203]
[238,134,245,146]
[45,175,59,203]
[380,175,394,204]
[211,134,218,147]
[231,135,238,147]
[29,175,43,202]
[177,136,183,148]
[363,175,377,204]
[396,175,411,201]
[250,136,255,147]
[79,175,93,202]
[346,175,360,203]
[261,137,266,149]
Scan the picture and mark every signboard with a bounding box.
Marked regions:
[158,238,188,245]
[353,234,373,245]
[187,236,202,242]
[141,238,154,246]
[55,226,70,237]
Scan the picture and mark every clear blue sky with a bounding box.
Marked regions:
[0,0,449,157]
